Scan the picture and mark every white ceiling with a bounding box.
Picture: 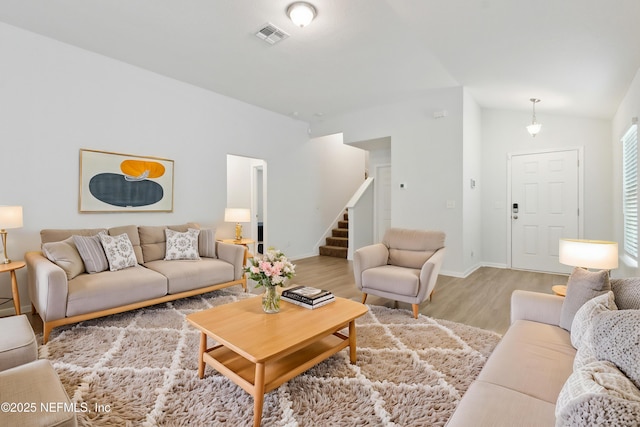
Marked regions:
[2,0,639,122]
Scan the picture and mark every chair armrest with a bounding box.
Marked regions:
[215,242,246,280]
[418,247,446,300]
[25,251,69,322]
[510,290,564,326]
[353,244,389,289]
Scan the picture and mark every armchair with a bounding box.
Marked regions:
[353,228,446,318]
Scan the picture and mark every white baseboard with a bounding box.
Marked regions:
[0,304,30,318]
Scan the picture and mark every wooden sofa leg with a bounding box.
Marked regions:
[412,304,419,319]
[361,294,368,304]
[43,324,52,345]
[31,304,37,315]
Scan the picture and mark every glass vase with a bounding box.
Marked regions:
[262,285,280,313]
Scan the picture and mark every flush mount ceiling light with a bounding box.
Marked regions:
[287,2,317,27]
[527,98,542,137]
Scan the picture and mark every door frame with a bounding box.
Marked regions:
[506,146,584,270]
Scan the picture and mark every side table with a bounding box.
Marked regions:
[219,238,256,266]
[0,261,26,315]
[552,285,567,297]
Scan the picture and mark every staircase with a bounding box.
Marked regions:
[319,212,349,258]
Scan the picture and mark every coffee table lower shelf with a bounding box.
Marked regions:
[201,331,349,395]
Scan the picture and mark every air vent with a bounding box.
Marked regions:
[255,23,289,45]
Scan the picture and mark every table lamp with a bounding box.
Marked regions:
[559,238,619,271]
[224,208,251,241]
[0,205,23,264]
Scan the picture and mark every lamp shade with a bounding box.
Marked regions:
[0,206,23,229]
[559,239,618,270]
[527,123,542,137]
[224,208,251,223]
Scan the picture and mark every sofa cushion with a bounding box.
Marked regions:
[610,277,640,310]
[477,319,575,404]
[144,258,234,294]
[591,309,640,389]
[109,224,144,264]
[66,266,167,317]
[560,267,611,331]
[556,361,640,427]
[165,228,201,261]
[383,228,444,269]
[361,265,420,297]
[198,228,217,258]
[446,380,557,427]
[73,232,109,274]
[0,315,37,372]
[40,228,106,244]
[138,223,199,263]
[99,232,138,271]
[42,237,85,280]
[570,291,617,349]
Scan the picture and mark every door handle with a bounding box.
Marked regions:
[512,215,518,219]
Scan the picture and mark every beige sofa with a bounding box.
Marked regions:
[447,278,640,426]
[26,223,246,343]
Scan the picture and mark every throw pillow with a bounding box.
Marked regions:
[559,267,611,331]
[570,291,617,349]
[591,309,640,389]
[555,361,640,426]
[73,232,109,274]
[610,278,640,310]
[98,232,138,272]
[42,237,85,280]
[165,228,201,261]
[198,228,217,259]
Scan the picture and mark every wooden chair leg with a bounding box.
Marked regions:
[412,304,419,319]
[429,289,435,302]
[361,293,368,304]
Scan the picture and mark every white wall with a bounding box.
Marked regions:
[481,109,613,268]
[0,23,364,311]
[312,87,466,276]
[462,89,483,275]
[611,67,640,278]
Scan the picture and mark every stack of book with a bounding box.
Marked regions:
[281,285,335,309]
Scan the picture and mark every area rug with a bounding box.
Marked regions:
[40,288,501,426]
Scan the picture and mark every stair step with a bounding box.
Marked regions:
[326,236,348,247]
[332,228,348,238]
[319,245,348,258]
[343,212,349,220]
[338,220,349,229]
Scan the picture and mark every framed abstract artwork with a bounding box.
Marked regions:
[79,149,174,212]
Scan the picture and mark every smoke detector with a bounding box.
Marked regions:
[255,23,289,45]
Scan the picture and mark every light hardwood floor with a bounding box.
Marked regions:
[280,256,567,334]
[25,256,567,336]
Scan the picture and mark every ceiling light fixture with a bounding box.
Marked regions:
[527,98,542,137]
[287,2,317,27]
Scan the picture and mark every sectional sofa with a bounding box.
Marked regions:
[447,277,640,426]
[26,223,246,343]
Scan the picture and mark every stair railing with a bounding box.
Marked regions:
[346,177,375,260]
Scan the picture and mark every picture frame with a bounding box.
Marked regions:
[79,149,174,212]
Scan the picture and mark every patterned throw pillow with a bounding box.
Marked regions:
[73,232,109,274]
[560,267,611,331]
[165,228,201,261]
[198,228,217,258]
[570,291,617,349]
[98,232,138,271]
[42,236,85,280]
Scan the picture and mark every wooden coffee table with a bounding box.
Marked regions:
[186,296,368,427]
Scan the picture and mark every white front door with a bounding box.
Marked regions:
[510,149,580,274]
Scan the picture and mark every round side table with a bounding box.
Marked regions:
[552,285,567,297]
[0,261,26,315]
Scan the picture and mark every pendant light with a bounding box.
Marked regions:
[527,98,542,137]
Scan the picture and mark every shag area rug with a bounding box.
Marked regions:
[40,288,501,426]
